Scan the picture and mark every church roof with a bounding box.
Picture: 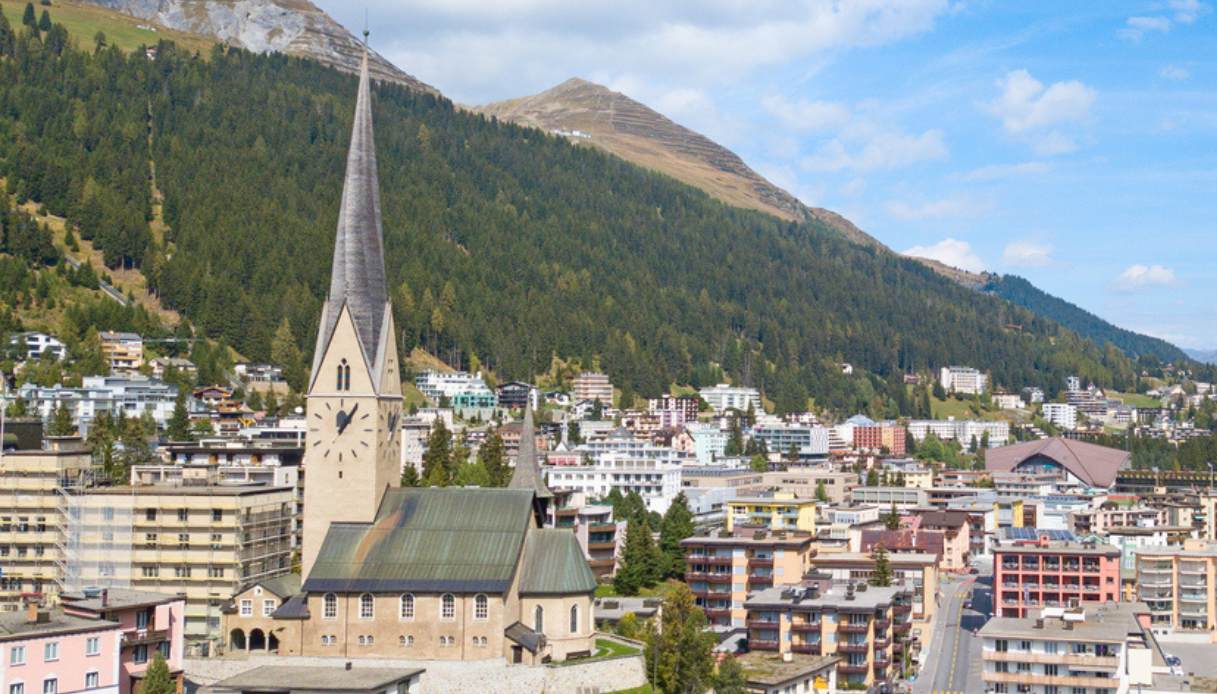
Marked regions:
[985,437,1131,488]
[303,487,534,593]
[519,529,597,595]
[508,408,553,499]
[311,49,389,385]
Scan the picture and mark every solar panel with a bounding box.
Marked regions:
[1002,527,1077,542]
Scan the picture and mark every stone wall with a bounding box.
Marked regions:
[185,647,646,694]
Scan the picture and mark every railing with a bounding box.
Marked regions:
[749,639,779,651]
[838,664,868,675]
[838,642,869,654]
[122,628,170,647]
[838,623,869,634]
[790,621,821,632]
[791,643,821,655]
[746,619,779,629]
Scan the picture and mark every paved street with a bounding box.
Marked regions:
[911,559,992,694]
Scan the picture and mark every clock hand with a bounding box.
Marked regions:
[338,404,359,435]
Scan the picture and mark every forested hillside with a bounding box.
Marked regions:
[985,275,1189,364]
[0,17,1169,414]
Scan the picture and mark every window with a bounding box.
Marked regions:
[9,684,22,694]
[1019,640,1031,651]
[145,509,157,521]
[212,509,223,522]
[133,645,148,664]
[1045,641,1058,654]
[995,639,1008,653]
[534,605,544,633]
[85,637,100,656]
[1045,664,1059,676]
[263,599,276,616]
[337,360,352,391]
[177,533,189,547]
[321,635,332,646]
[158,642,169,660]
[474,594,488,621]
[359,593,374,619]
[42,642,57,662]
[136,609,150,630]
[40,681,54,694]
[10,646,25,665]
[240,600,253,617]
[570,604,579,634]
[144,533,157,545]
[177,509,188,522]
[175,566,191,578]
[208,567,224,578]
[400,594,414,620]
[85,673,99,688]
[323,593,338,619]
[441,594,455,621]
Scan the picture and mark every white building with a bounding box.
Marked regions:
[1042,403,1078,430]
[413,370,494,403]
[685,422,728,465]
[750,424,829,457]
[992,393,1025,410]
[939,365,989,395]
[545,429,687,512]
[18,375,190,433]
[1066,375,1082,392]
[906,418,1009,447]
[8,331,66,360]
[571,371,613,404]
[1021,387,1045,404]
[698,383,762,414]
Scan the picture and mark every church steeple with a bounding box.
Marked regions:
[509,408,554,525]
[311,49,389,387]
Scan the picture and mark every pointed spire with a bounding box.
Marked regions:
[509,407,554,499]
[313,48,389,380]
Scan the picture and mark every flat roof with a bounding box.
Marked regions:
[978,602,1148,643]
[734,652,840,687]
[811,551,937,566]
[0,611,118,642]
[994,542,1120,557]
[62,588,183,612]
[212,665,424,692]
[746,582,910,611]
[682,532,815,548]
[1135,544,1217,558]
[88,483,294,496]
[728,497,816,505]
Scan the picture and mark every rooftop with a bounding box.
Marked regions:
[994,541,1120,557]
[810,551,937,566]
[61,588,183,612]
[681,528,815,548]
[0,610,118,642]
[986,437,1131,488]
[210,665,424,693]
[88,483,293,496]
[978,602,1149,643]
[733,652,840,687]
[746,581,910,611]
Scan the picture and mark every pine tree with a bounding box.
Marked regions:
[724,416,743,456]
[749,453,767,472]
[614,517,661,595]
[644,582,716,694]
[713,656,749,694]
[141,652,175,694]
[400,465,420,487]
[870,544,893,587]
[22,3,35,30]
[477,431,508,486]
[421,420,452,486]
[814,479,828,503]
[166,392,192,441]
[270,318,305,392]
[0,11,14,58]
[658,493,694,578]
[866,468,879,487]
[47,402,75,436]
[37,9,51,32]
[884,502,901,530]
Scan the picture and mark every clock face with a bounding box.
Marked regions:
[310,398,374,463]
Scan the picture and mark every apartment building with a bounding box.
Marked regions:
[744,581,913,692]
[979,602,1156,694]
[682,529,816,627]
[0,438,99,610]
[849,486,928,509]
[852,423,907,455]
[61,483,297,654]
[572,371,613,404]
[762,470,855,504]
[1201,493,1217,542]
[61,588,186,694]
[19,376,189,434]
[646,395,700,421]
[994,539,1122,618]
[750,424,829,457]
[1042,402,1078,430]
[906,419,1009,447]
[681,422,728,465]
[0,605,124,694]
[698,384,761,414]
[1135,541,1217,633]
[554,501,622,579]
[8,332,66,361]
[725,494,816,533]
[807,552,939,623]
[99,331,143,373]
[939,365,989,395]
[413,371,495,405]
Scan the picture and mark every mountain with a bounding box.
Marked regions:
[476,78,883,249]
[1187,348,1217,365]
[78,0,437,94]
[984,275,1189,364]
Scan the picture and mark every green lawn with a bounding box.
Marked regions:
[595,579,680,599]
[594,638,641,658]
[605,685,654,694]
[1107,390,1163,408]
[0,0,212,54]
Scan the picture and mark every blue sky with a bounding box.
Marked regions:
[318,0,1217,350]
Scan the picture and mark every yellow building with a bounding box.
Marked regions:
[726,493,817,533]
[0,437,98,610]
[683,529,816,628]
[99,331,144,373]
[1135,540,1217,637]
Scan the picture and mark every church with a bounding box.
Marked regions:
[223,48,596,665]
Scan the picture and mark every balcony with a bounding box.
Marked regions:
[983,651,1118,669]
[588,541,616,551]
[748,556,774,567]
[122,628,170,647]
[838,664,869,675]
[686,554,732,566]
[983,671,1123,690]
[838,622,869,634]
[746,619,780,629]
[874,617,891,631]
[893,603,912,615]
[686,571,733,583]
[894,622,912,635]
[791,643,821,655]
[874,637,890,650]
[1139,563,1174,574]
[692,588,732,600]
[749,639,779,651]
[791,621,821,632]
[838,642,869,654]
[704,608,732,620]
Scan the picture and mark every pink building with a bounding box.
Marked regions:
[61,589,185,694]
[994,539,1121,618]
[0,604,122,694]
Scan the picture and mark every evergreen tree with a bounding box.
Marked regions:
[870,544,893,587]
[166,392,192,441]
[884,502,900,530]
[22,3,35,30]
[614,517,662,595]
[749,453,768,472]
[713,657,749,694]
[644,583,716,694]
[37,9,51,32]
[724,416,744,456]
[814,479,828,503]
[476,431,508,486]
[270,318,305,392]
[400,464,420,487]
[47,402,75,436]
[454,460,492,486]
[866,468,879,486]
[421,420,453,485]
[141,653,175,694]
[658,493,694,578]
[0,11,14,57]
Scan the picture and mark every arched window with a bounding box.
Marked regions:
[398,635,406,646]
[440,593,455,620]
[474,594,488,621]
[359,593,374,619]
[400,594,414,620]
[322,593,337,619]
[337,359,351,391]
[570,604,579,634]
[336,360,346,390]
[534,605,544,633]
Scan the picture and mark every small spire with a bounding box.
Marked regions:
[509,408,554,499]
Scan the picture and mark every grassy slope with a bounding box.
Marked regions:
[1,0,212,54]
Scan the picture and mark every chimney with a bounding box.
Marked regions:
[101,589,108,607]
[25,601,37,624]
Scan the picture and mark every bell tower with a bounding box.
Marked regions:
[301,49,402,578]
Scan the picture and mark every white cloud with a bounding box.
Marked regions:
[985,70,1096,133]
[1119,15,1172,41]
[1160,64,1190,81]
[801,129,947,172]
[885,194,989,220]
[960,161,1050,181]
[1170,0,1210,24]
[1001,240,1053,268]
[1031,131,1079,156]
[761,95,850,132]
[902,238,985,272]
[1115,264,1178,290]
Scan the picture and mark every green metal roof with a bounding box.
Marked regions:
[519,528,598,596]
[303,487,536,593]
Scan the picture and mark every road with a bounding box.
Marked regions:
[912,559,992,694]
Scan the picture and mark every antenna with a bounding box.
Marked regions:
[362,9,369,46]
